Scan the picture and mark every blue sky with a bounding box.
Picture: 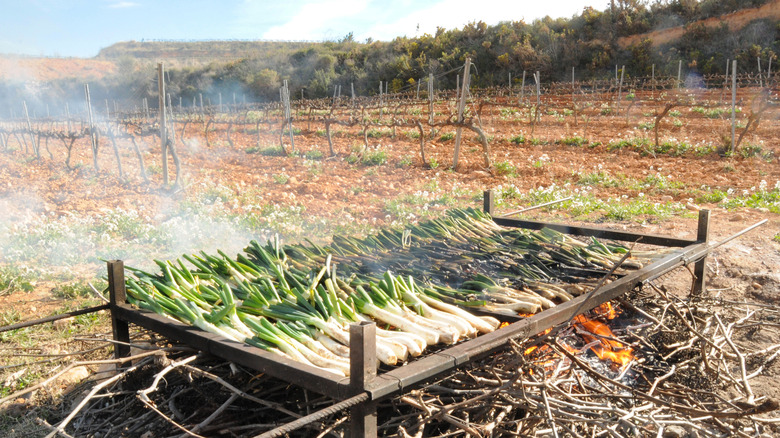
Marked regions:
[0,0,602,58]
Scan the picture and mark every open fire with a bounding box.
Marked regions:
[388,290,780,437]
[523,302,633,369]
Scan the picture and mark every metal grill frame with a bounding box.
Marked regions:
[107,191,712,436]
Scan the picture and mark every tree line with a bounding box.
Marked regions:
[1,0,777,117]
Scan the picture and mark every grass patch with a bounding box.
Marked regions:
[695,183,780,213]
[246,145,286,156]
[348,145,388,166]
[303,150,324,160]
[51,281,93,299]
[362,149,387,166]
[366,128,388,139]
[558,136,587,147]
[697,190,728,204]
[404,130,421,140]
[439,132,456,141]
[607,137,650,152]
[0,266,36,296]
[632,173,685,191]
[739,143,773,161]
[494,183,687,222]
[576,171,621,188]
[396,156,413,168]
[607,137,696,157]
[719,184,780,213]
[494,160,517,177]
[510,134,526,144]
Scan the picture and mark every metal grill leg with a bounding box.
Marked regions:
[107,260,131,360]
[692,210,710,296]
[349,321,377,438]
[483,190,494,215]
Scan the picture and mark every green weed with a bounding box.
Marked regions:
[0,266,35,296]
[510,134,526,145]
[494,160,517,177]
[272,173,289,184]
[362,149,387,166]
[558,136,587,147]
[304,150,324,160]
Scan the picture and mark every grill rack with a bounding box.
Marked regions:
[107,191,714,437]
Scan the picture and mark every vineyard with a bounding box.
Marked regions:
[1,69,778,186]
[1,63,780,437]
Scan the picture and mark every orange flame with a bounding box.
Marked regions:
[521,303,634,368]
[574,314,633,367]
[594,302,619,320]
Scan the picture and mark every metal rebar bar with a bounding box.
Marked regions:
[254,392,370,438]
[0,304,109,333]
[501,197,573,218]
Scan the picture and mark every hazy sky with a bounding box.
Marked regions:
[0,0,604,58]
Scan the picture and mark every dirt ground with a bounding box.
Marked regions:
[0,88,779,434]
[1,87,779,323]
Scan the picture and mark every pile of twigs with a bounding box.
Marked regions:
[382,285,780,437]
[5,283,780,437]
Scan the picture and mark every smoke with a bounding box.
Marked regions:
[684,72,705,90]
[0,190,273,276]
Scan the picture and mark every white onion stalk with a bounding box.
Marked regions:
[417,294,498,334]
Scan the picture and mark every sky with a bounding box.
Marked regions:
[0,0,604,58]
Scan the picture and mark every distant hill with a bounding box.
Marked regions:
[0,56,116,81]
[0,0,776,107]
[97,40,320,64]
[618,0,780,48]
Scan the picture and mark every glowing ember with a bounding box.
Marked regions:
[498,321,510,329]
[523,328,553,355]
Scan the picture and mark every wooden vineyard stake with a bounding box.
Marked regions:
[731,60,737,154]
[453,57,471,170]
[722,59,729,102]
[84,84,99,170]
[677,60,682,88]
[616,65,625,115]
[65,102,71,132]
[167,92,181,188]
[520,70,526,103]
[158,63,168,185]
[279,80,294,153]
[428,74,434,124]
[22,101,38,158]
